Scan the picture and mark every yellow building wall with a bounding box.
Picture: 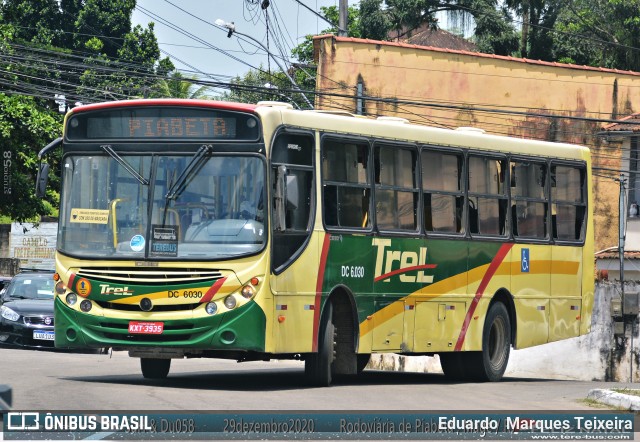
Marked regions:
[313,35,632,252]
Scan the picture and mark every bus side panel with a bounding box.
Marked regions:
[405,238,469,353]
[453,242,512,352]
[511,244,550,349]
[549,245,582,342]
[271,233,321,354]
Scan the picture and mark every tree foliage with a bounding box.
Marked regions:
[553,0,640,70]
[0,0,174,221]
[149,72,212,99]
[220,68,304,108]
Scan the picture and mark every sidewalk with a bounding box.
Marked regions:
[587,389,640,410]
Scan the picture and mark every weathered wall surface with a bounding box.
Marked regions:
[313,35,632,252]
[369,284,640,381]
[0,223,57,273]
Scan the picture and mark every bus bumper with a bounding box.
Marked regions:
[53,297,266,351]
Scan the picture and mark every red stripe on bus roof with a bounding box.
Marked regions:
[70,99,257,114]
[454,243,513,352]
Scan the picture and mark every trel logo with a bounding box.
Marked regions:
[99,285,134,295]
[7,412,40,430]
[373,238,437,283]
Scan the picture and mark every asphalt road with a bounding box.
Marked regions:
[0,346,634,411]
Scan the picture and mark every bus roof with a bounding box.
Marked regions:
[254,102,590,162]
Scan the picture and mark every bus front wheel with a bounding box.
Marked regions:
[305,302,335,387]
[140,358,171,379]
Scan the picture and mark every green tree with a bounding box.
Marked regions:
[553,0,640,71]
[292,5,362,64]
[358,0,390,40]
[0,0,61,46]
[0,1,173,221]
[149,72,211,99]
[73,0,136,58]
[221,68,303,108]
[0,94,61,222]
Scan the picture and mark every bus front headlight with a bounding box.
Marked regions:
[80,300,92,312]
[205,302,218,315]
[224,295,237,310]
[66,293,78,306]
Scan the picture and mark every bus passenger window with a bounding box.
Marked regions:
[511,160,548,240]
[322,139,371,229]
[468,156,507,236]
[551,164,586,241]
[375,145,418,231]
[422,150,463,234]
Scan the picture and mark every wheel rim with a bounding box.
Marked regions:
[488,316,507,369]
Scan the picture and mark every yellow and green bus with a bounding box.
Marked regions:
[37,99,593,385]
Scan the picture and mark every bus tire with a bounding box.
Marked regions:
[469,302,511,382]
[439,352,466,380]
[140,358,171,379]
[305,303,335,387]
[356,354,371,373]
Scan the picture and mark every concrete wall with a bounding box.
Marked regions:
[0,258,20,277]
[6,222,57,271]
[369,283,636,381]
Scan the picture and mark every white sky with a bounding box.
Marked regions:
[131,0,342,87]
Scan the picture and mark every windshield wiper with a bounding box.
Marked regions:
[165,144,212,200]
[102,145,149,186]
[161,144,212,228]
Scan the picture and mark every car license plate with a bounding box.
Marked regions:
[128,321,164,334]
[33,330,55,341]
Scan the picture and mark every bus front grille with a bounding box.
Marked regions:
[94,301,200,312]
[74,267,223,285]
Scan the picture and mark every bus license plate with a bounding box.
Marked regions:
[33,330,55,341]
[128,321,164,334]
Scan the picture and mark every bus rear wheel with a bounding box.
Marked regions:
[140,358,171,379]
[468,302,511,382]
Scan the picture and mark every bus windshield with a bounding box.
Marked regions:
[58,152,266,260]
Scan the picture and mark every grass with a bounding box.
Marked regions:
[613,388,640,397]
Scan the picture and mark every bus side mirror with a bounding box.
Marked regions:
[35,163,50,198]
[274,165,287,231]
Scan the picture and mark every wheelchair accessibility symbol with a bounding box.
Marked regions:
[521,248,530,273]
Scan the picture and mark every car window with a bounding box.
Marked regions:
[5,274,54,300]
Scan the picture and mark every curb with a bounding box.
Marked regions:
[587,389,640,411]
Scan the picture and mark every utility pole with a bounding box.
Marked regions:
[338,0,348,37]
[618,173,635,382]
[620,173,626,318]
